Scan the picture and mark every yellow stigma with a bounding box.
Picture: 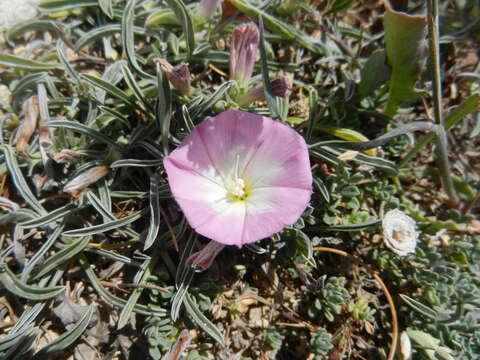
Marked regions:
[227,177,250,202]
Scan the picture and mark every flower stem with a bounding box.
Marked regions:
[426,0,457,202]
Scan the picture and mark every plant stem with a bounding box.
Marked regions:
[426,0,457,202]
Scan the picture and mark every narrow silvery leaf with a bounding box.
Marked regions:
[144,174,161,250]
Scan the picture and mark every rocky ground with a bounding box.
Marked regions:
[0,0,41,30]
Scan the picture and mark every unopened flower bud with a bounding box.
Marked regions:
[186,240,225,271]
[229,22,259,87]
[382,209,417,256]
[155,59,192,95]
[238,77,290,106]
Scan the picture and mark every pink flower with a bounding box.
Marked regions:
[229,22,259,87]
[163,109,312,247]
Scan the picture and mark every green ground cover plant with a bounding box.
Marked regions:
[0,0,479,359]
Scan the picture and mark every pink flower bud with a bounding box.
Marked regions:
[229,22,259,87]
[197,0,220,21]
[186,240,225,271]
[155,59,192,95]
[238,77,290,106]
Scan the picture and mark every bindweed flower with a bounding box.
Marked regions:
[197,0,220,21]
[187,240,225,271]
[229,22,259,88]
[382,209,417,256]
[64,165,109,193]
[155,59,192,95]
[238,77,290,106]
[164,109,312,247]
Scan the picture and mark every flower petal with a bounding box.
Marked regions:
[193,200,247,246]
[195,109,274,180]
[242,121,312,190]
[240,186,312,245]
[163,157,226,228]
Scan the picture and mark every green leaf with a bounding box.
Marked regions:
[121,0,151,79]
[0,53,61,71]
[47,119,122,149]
[11,72,49,96]
[22,225,64,281]
[20,203,78,229]
[165,0,195,60]
[110,159,163,168]
[325,0,355,14]
[98,0,114,19]
[400,294,438,320]
[62,209,147,237]
[56,40,80,81]
[33,306,94,358]
[80,73,133,105]
[37,0,98,11]
[7,20,63,40]
[121,64,152,111]
[0,265,65,300]
[156,65,172,155]
[144,174,161,251]
[79,255,165,316]
[0,145,46,215]
[31,237,90,280]
[188,81,235,119]
[184,293,225,346]
[117,244,163,329]
[229,0,323,54]
[258,17,282,120]
[75,24,146,51]
[359,50,391,98]
[145,8,178,27]
[384,4,427,116]
[307,219,381,232]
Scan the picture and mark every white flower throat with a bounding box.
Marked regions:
[226,154,250,201]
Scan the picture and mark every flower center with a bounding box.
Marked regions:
[227,177,250,202]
